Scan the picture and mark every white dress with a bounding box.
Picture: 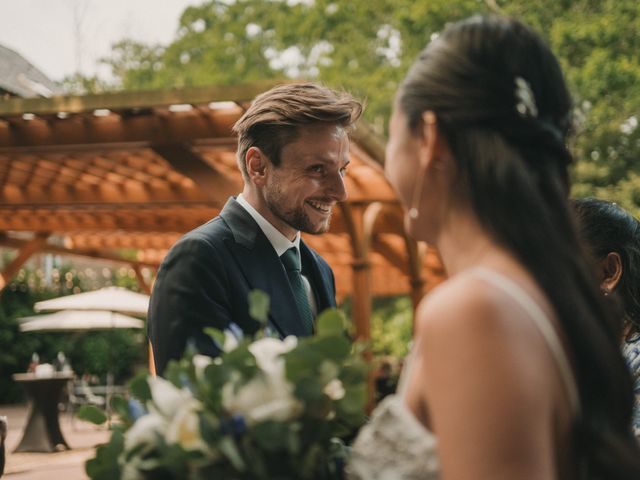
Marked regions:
[347,268,580,480]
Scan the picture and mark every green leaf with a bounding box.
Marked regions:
[110,395,130,421]
[223,343,259,381]
[218,436,246,472]
[287,422,302,455]
[198,412,221,445]
[294,377,324,403]
[252,421,288,451]
[128,371,152,403]
[315,308,347,337]
[204,327,225,348]
[85,430,124,480]
[301,443,324,479]
[77,404,108,425]
[308,335,351,363]
[336,384,368,415]
[248,289,270,325]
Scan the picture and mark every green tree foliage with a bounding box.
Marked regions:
[84,0,640,214]
[369,296,413,358]
[501,0,640,214]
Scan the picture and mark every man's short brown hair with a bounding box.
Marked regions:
[232,83,363,178]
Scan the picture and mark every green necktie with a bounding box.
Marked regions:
[281,247,314,335]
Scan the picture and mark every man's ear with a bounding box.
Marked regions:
[245,147,268,186]
[600,251,623,294]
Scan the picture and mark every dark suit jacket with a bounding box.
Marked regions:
[148,197,337,375]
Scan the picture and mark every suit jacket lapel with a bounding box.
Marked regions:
[220,198,308,337]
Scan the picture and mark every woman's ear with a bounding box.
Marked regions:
[419,111,448,170]
[600,252,623,294]
[245,147,268,186]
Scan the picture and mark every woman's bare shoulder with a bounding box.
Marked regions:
[415,271,515,338]
[413,270,554,396]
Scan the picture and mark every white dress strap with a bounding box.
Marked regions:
[473,268,581,416]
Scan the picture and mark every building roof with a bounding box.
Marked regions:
[0,44,63,98]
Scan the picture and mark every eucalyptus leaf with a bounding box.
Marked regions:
[315,309,347,337]
[248,289,270,325]
[110,394,129,420]
[77,404,108,425]
[128,370,152,403]
[85,430,124,480]
[218,436,247,472]
[204,327,226,348]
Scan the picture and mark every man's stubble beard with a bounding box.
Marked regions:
[264,181,332,235]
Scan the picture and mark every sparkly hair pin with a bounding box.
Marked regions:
[514,76,538,118]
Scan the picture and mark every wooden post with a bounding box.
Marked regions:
[130,264,155,376]
[340,202,374,410]
[0,232,50,292]
[132,265,151,295]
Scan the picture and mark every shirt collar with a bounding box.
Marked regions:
[236,194,301,257]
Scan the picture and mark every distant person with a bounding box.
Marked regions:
[374,361,396,403]
[53,351,72,373]
[0,416,5,478]
[573,197,640,438]
[27,352,39,373]
[148,83,363,375]
[348,15,640,479]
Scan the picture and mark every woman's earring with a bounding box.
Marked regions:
[408,208,419,219]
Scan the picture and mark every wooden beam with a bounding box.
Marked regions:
[152,144,241,201]
[0,236,158,268]
[0,82,285,117]
[0,232,50,291]
[371,235,408,275]
[350,121,386,166]
[0,206,218,233]
[0,109,239,148]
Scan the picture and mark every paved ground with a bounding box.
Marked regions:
[1,404,110,480]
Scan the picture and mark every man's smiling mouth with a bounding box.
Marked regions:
[307,200,332,214]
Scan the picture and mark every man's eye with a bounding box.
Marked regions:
[310,165,324,174]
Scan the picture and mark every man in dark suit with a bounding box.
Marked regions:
[148,83,363,375]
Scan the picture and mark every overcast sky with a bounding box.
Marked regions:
[0,0,201,82]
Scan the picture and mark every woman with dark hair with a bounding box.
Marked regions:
[348,15,640,480]
[573,197,640,438]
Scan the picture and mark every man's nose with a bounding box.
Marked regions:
[326,171,348,202]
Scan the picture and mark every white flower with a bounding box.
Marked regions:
[124,412,166,451]
[223,323,244,352]
[323,379,345,400]
[121,462,146,480]
[165,399,210,454]
[148,376,192,418]
[193,354,213,380]
[222,336,302,425]
[248,336,297,375]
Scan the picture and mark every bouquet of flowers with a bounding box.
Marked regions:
[80,292,369,480]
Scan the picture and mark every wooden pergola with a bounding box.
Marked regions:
[0,82,444,339]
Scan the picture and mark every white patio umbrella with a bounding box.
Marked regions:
[34,287,149,317]
[29,287,150,413]
[18,310,145,332]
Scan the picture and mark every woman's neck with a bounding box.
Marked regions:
[434,206,511,277]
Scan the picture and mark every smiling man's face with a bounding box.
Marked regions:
[262,123,350,237]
